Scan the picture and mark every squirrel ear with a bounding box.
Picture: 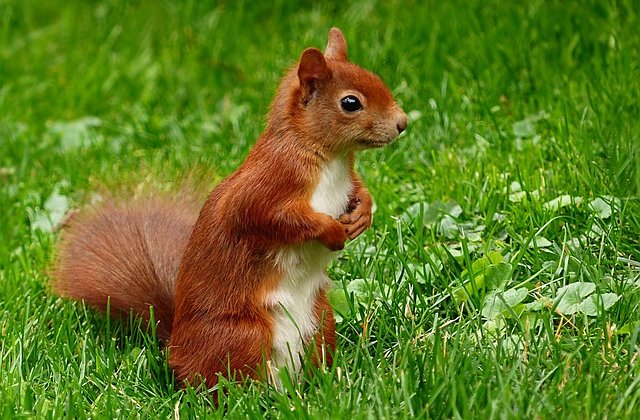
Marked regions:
[298,48,330,103]
[324,27,348,61]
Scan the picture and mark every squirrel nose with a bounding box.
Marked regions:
[396,113,408,134]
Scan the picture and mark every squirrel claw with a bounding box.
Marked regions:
[339,196,372,240]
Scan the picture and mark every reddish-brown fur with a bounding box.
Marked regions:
[53,195,201,340]
[52,28,407,388]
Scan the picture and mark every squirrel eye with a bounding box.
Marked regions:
[340,95,363,112]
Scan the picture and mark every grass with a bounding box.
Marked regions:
[1,0,640,417]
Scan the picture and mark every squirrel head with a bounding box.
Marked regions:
[269,28,408,155]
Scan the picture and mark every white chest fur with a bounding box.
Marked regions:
[310,156,353,218]
[267,156,352,374]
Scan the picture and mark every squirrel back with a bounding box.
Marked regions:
[52,195,201,340]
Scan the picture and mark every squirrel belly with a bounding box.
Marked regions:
[267,156,352,372]
[166,144,350,386]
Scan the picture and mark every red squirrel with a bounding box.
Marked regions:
[53,28,407,387]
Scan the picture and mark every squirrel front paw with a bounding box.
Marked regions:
[318,218,347,251]
[338,192,372,240]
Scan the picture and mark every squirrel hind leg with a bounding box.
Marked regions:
[51,197,198,340]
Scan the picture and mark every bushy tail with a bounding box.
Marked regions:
[52,195,201,340]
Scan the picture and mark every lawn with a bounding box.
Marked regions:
[1,0,640,417]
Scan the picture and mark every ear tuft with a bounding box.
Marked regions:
[298,48,330,103]
[325,27,348,61]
